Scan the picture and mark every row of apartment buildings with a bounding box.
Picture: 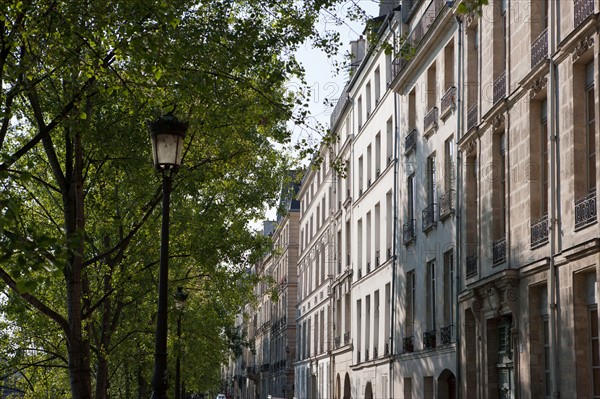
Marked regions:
[223,0,600,397]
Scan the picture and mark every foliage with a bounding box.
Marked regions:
[0,0,366,397]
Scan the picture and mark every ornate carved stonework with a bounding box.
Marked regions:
[466,139,477,155]
[572,36,594,61]
[492,113,505,131]
[529,76,548,98]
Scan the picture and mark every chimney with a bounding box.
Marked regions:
[349,36,366,75]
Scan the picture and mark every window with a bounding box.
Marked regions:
[427,260,436,331]
[445,136,454,192]
[443,250,454,327]
[375,133,381,177]
[427,153,437,206]
[586,61,596,193]
[374,290,380,356]
[366,295,371,359]
[374,67,381,103]
[357,299,362,358]
[444,41,455,90]
[358,156,364,195]
[427,63,437,110]
[366,81,372,116]
[408,88,416,130]
[386,117,394,163]
[367,144,372,186]
[357,96,363,129]
[408,174,415,222]
[366,211,372,272]
[541,99,549,216]
[406,271,415,336]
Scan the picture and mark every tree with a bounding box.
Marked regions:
[0,0,362,397]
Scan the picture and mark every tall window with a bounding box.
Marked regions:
[443,250,454,327]
[386,117,394,163]
[541,99,549,216]
[586,61,596,193]
[357,96,363,129]
[374,67,381,103]
[366,81,372,116]
[427,260,436,331]
[374,290,380,356]
[427,153,437,206]
[445,136,454,192]
[357,299,362,359]
[408,174,415,222]
[587,274,600,398]
[406,271,416,336]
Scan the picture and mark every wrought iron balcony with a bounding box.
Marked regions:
[424,107,439,134]
[439,189,455,220]
[422,203,437,232]
[575,189,597,230]
[403,219,417,245]
[344,331,350,345]
[358,268,363,279]
[575,0,595,27]
[366,261,371,274]
[493,71,506,105]
[493,237,507,264]
[375,250,380,267]
[423,330,437,349]
[405,128,417,155]
[403,336,414,353]
[530,213,549,248]
[440,325,453,345]
[373,346,378,359]
[387,247,392,260]
[531,28,548,68]
[440,86,457,117]
[466,255,477,278]
[467,103,478,131]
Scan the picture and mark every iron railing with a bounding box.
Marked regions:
[441,86,457,116]
[366,261,371,274]
[405,128,417,154]
[424,106,439,133]
[531,28,548,68]
[493,71,506,105]
[467,103,478,131]
[403,219,417,245]
[384,341,390,356]
[575,0,595,27]
[466,255,477,278]
[439,189,455,219]
[530,213,549,248]
[493,237,507,264]
[403,336,414,353]
[575,189,597,230]
[423,330,437,349]
[440,325,453,345]
[376,250,380,267]
[387,247,392,260]
[422,203,438,232]
[373,346,378,359]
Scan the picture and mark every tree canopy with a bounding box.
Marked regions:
[0,0,365,397]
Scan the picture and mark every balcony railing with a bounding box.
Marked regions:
[422,203,438,232]
[467,103,478,131]
[387,247,392,260]
[405,128,417,154]
[344,331,350,345]
[439,189,455,219]
[466,255,477,278]
[366,261,371,274]
[440,86,457,117]
[440,325,453,345]
[373,346,379,359]
[403,219,417,245]
[384,341,390,356]
[358,268,363,279]
[575,189,597,230]
[530,213,549,248]
[375,250,380,267]
[424,107,439,134]
[493,237,507,264]
[423,330,437,349]
[493,71,506,105]
[575,0,595,27]
[531,28,548,68]
[403,336,414,353]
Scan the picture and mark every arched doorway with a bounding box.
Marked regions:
[438,369,457,399]
[343,373,351,399]
[365,381,373,399]
[336,374,341,399]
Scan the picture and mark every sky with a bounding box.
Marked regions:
[288,0,380,146]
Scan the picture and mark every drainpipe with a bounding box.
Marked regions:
[389,77,399,399]
[454,12,463,399]
[548,0,560,396]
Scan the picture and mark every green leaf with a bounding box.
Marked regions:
[80,112,87,120]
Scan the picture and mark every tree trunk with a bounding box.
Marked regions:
[64,129,92,398]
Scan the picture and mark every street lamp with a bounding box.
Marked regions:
[150,114,188,399]
[174,286,188,399]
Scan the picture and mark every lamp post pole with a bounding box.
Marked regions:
[149,115,188,399]
[174,287,188,399]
